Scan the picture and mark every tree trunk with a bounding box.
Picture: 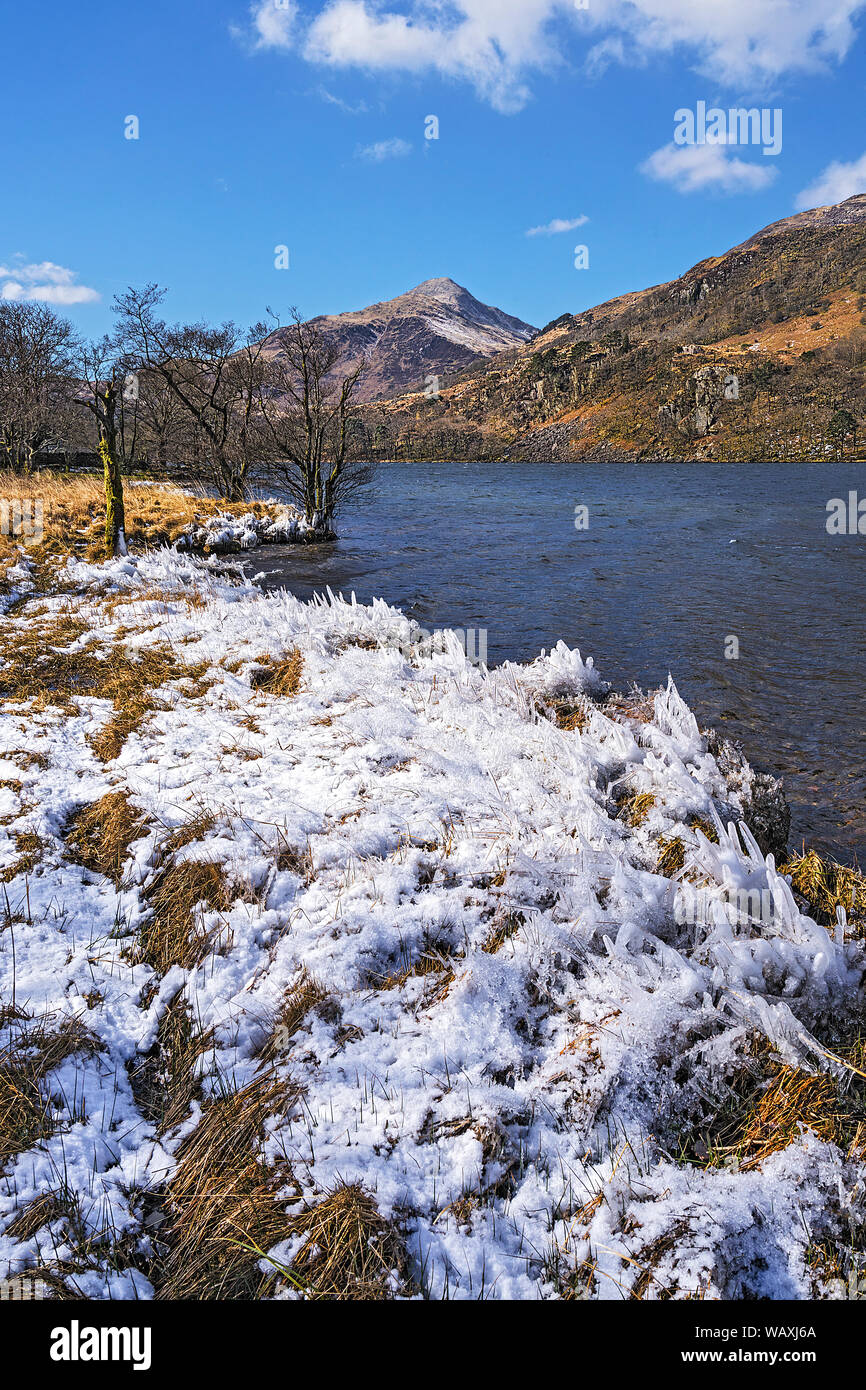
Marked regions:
[99,435,127,557]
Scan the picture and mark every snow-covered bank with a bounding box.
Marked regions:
[0,548,863,1301]
[174,507,324,553]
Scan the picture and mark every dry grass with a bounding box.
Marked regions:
[377,950,456,994]
[159,1073,298,1300]
[250,649,304,698]
[277,1182,410,1300]
[128,997,215,1136]
[0,613,209,761]
[0,1016,103,1171]
[656,816,720,878]
[656,835,686,878]
[138,858,230,972]
[560,1257,598,1300]
[3,1192,67,1241]
[482,909,524,954]
[554,700,591,733]
[160,810,218,856]
[257,973,330,1062]
[65,791,150,887]
[0,470,286,566]
[619,791,656,828]
[780,848,866,937]
[630,1219,694,1300]
[0,830,45,883]
[0,1003,29,1029]
[689,1036,866,1172]
[1,749,49,771]
[603,690,657,725]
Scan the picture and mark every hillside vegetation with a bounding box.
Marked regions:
[359,196,866,462]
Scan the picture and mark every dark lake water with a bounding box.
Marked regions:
[245,461,865,865]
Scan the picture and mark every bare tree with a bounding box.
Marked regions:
[114,285,268,501]
[256,308,371,532]
[126,366,190,471]
[0,302,78,471]
[74,337,133,555]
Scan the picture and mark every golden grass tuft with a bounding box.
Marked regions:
[690,1036,866,1172]
[554,700,590,733]
[619,791,656,828]
[90,714,141,763]
[656,835,685,878]
[128,997,215,1137]
[0,1017,104,1171]
[138,859,230,972]
[160,810,218,855]
[0,613,209,759]
[656,816,720,878]
[65,791,150,887]
[277,1182,410,1300]
[257,973,330,1062]
[2,749,49,771]
[0,830,45,883]
[0,470,291,564]
[377,951,456,994]
[159,1073,298,1300]
[250,649,304,698]
[780,848,866,938]
[690,816,720,844]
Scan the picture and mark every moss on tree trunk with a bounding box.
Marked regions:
[98,436,127,556]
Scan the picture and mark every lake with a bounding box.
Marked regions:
[245,460,865,865]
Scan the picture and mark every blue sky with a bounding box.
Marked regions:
[4,0,866,337]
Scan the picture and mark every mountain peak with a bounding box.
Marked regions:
[409,277,467,302]
[273,279,537,403]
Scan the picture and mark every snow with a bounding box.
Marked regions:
[175,507,312,553]
[0,546,861,1300]
[421,310,533,356]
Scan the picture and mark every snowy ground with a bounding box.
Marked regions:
[0,546,863,1300]
[174,506,314,552]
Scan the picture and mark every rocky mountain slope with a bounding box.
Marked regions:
[264,278,536,404]
[359,196,866,461]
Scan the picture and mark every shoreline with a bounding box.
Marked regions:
[0,526,864,1300]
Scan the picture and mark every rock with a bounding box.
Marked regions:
[707,732,791,861]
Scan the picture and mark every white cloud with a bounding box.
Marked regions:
[356,135,412,160]
[233,0,296,51]
[303,0,544,111]
[317,84,369,113]
[640,142,777,194]
[0,261,100,305]
[795,153,866,210]
[591,0,863,88]
[525,215,589,237]
[236,0,866,112]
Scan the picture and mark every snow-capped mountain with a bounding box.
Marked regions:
[264,278,537,403]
